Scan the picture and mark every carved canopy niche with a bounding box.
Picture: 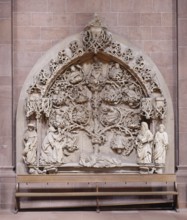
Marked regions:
[16,16,174,174]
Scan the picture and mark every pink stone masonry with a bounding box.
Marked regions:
[0,0,184,210]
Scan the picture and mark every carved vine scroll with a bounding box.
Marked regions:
[18,16,172,175]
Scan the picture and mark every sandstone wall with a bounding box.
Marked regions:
[0,0,186,210]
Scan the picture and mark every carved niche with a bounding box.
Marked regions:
[16,16,174,174]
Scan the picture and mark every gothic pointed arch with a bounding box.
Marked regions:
[16,16,174,174]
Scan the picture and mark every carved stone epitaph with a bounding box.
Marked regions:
[16,16,174,174]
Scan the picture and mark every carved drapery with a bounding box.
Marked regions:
[17,16,173,174]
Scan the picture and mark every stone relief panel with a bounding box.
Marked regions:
[17,16,174,174]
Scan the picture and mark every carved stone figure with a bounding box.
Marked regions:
[62,132,78,157]
[70,86,89,104]
[122,83,141,108]
[68,65,83,85]
[18,16,172,175]
[101,84,121,105]
[108,63,123,81]
[23,123,37,165]
[100,105,120,127]
[86,60,105,92]
[154,124,168,165]
[79,153,121,168]
[136,122,153,164]
[51,107,69,129]
[110,131,133,155]
[72,105,89,125]
[90,133,105,155]
[40,126,64,164]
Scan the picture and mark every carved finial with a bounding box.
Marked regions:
[88,13,103,28]
[82,14,112,53]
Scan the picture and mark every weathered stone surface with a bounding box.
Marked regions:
[16,16,174,175]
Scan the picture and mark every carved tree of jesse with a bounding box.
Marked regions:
[21,16,170,175]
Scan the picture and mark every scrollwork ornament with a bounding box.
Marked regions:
[107,42,121,57]
[69,40,79,54]
[25,98,43,119]
[21,16,170,174]
[101,84,122,105]
[37,69,51,86]
[82,15,112,53]
[42,98,52,118]
[133,56,145,76]
[25,97,52,119]
[122,110,141,134]
[135,56,145,69]
[122,48,134,63]
[58,50,69,64]
[140,98,154,119]
[99,105,121,127]
[140,67,152,82]
[71,105,90,125]
[154,97,167,119]
[69,40,84,57]
[49,59,58,73]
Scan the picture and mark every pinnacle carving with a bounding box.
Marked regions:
[82,15,112,53]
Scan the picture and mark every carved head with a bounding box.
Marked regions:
[48,126,56,132]
[141,122,148,133]
[159,124,165,133]
[28,123,35,131]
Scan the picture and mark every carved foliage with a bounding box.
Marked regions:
[82,16,112,53]
[22,17,168,173]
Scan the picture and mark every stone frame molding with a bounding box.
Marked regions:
[16,16,174,174]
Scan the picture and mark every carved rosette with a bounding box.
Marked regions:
[22,16,168,174]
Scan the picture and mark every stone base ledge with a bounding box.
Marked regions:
[0,166,15,178]
[178,203,187,210]
[177,166,187,180]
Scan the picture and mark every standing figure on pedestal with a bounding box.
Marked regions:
[154,124,168,165]
[23,123,37,165]
[136,122,153,164]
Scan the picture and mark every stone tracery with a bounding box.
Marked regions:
[18,16,172,174]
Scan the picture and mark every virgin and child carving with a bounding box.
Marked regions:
[21,17,171,174]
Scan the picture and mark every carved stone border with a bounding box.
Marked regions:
[16,18,174,174]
